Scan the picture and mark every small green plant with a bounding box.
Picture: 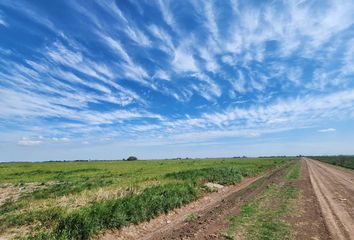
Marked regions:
[221,231,234,240]
[185,212,199,222]
[202,185,217,192]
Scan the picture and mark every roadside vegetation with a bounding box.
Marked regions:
[310,155,354,169]
[222,160,300,239]
[0,157,292,239]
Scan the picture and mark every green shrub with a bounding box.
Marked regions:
[185,212,199,222]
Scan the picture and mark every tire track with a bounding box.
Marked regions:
[305,158,354,240]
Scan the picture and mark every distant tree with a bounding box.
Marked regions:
[127,156,138,161]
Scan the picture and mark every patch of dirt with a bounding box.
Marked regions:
[305,158,354,240]
[0,183,43,207]
[0,184,20,206]
[203,182,224,191]
[285,159,330,240]
[98,168,283,240]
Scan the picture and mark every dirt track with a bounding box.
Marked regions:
[100,168,281,240]
[143,167,286,240]
[305,158,354,240]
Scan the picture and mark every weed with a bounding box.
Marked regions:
[165,167,248,185]
[185,212,199,222]
[221,231,234,240]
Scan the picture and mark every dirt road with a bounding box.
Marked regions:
[305,158,354,240]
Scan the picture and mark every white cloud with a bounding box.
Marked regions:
[125,25,151,46]
[153,69,170,81]
[318,128,336,133]
[172,46,198,73]
[148,24,174,52]
[0,1,57,32]
[157,0,177,30]
[17,139,42,146]
[203,0,218,40]
[287,67,302,85]
[101,35,132,64]
[221,55,234,65]
[0,14,7,27]
[51,137,70,142]
[199,47,219,72]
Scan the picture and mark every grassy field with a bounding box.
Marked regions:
[0,157,293,239]
[311,156,354,169]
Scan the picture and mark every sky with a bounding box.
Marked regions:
[0,0,354,162]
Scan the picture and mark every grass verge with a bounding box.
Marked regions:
[310,156,354,169]
[20,183,197,240]
[222,160,300,240]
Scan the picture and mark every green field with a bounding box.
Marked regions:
[311,156,354,169]
[0,157,293,239]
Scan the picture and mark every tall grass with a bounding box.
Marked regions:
[311,156,354,169]
[22,183,197,240]
[165,167,258,185]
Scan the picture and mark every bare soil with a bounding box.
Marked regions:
[285,159,330,239]
[0,183,43,207]
[0,184,20,207]
[305,158,354,240]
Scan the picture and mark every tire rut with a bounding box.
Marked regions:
[305,158,354,240]
[148,165,287,240]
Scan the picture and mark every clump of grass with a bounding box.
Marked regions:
[0,200,25,215]
[221,231,234,240]
[1,207,65,233]
[185,212,199,222]
[286,161,300,180]
[165,167,256,185]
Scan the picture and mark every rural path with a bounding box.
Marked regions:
[305,157,354,240]
[141,166,286,240]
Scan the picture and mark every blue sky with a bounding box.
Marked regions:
[1,0,354,162]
